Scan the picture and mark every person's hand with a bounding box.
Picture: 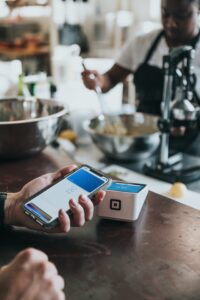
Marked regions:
[81,69,103,91]
[0,248,65,300]
[170,126,186,136]
[4,164,105,233]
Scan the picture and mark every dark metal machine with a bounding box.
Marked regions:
[144,46,200,183]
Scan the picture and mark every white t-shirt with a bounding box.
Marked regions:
[116,29,200,97]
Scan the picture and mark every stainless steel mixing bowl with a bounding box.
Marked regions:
[0,97,68,159]
[83,113,160,161]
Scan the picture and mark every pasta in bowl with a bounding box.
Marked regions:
[83,113,160,161]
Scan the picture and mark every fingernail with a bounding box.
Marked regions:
[59,209,65,217]
[69,199,77,208]
[79,195,88,203]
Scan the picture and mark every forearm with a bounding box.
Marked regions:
[102,64,131,93]
[100,74,114,93]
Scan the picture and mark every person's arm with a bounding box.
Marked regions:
[104,64,132,92]
[0,248,65,300]
[3,164,105,233]
[82,63,131,93]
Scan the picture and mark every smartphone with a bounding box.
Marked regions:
[23,165,111,228]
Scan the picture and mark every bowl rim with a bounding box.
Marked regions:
[0,97,68,125]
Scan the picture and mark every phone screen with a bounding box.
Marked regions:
[24,166,108,225]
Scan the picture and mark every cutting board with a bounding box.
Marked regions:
[103,164,200,211]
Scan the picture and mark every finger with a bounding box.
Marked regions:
[78,195,94,221]
[82,69,98,76]
[85,78,97,85]
[41,209,71,234]
[50,275,65,290]
[33,261,51,279]
[15,248,48,267]
[20,274,64,300]
[41,276,65,295]
[82,75,96,83]
[83,81,97,90]
[92,190,106,206]
[81,70,92,77]
[20,174,55,198]
[57,290,66,300]
[0,265,8,272]
[69,199,85,227]
[38,261,58,278]
[53,164,78,181]
[48,290,66,300]
[39,274,65,291]
[58,209,71,233]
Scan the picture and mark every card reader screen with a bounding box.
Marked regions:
[107,182,145,193]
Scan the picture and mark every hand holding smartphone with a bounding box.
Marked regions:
[23,165,111,228]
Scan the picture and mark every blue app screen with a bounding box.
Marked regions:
[68,169,104,193]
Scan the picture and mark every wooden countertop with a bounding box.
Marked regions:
[0,146,74,192]
[1,146,200,300]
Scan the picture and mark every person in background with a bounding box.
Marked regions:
[82,0,200,155]
[0,164,105,300]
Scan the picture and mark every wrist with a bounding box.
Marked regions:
[4,192,21,225]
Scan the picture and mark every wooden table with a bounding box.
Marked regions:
[1,146,200,300]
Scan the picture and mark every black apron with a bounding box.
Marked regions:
[133,30,200,156]
[134,30,164,116]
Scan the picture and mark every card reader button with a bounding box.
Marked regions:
[30,214,36,220]
[25,211,30,216]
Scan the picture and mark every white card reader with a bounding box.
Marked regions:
[97,181,148,222]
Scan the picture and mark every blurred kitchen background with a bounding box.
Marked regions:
[0,0,161,115]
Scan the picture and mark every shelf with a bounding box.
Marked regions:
[0,45,50,59]
[6,0,49,9]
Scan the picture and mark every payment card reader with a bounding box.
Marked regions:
[97,181,148,222]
